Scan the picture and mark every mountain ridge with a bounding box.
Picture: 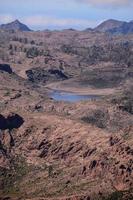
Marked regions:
[0,19,133,34]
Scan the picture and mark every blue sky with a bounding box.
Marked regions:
[0,0,133,30]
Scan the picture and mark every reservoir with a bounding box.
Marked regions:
[50,90,100,102]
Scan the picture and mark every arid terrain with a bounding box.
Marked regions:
[0,19,133,200]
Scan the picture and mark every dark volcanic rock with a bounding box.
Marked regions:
[26,67,68,84]
[0,64,12,74]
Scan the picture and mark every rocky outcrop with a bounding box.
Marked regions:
[0,113,24,170]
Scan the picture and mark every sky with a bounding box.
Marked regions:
[0,0,133,30]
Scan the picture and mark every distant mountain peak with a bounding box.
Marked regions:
[94,19,133,34]
[95,19,124,32]
[104,19,121,22]
[0,19,31,31]
[14,19,21,23]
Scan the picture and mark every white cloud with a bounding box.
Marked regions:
[0,14,14,24]
[76,0,133,7]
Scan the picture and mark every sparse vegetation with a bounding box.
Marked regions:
[82,109,109,128]
[111,82,133,114]
[0,156,29,196]
[0,20,133,200]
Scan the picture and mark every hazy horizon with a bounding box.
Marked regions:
[0,0,133,30]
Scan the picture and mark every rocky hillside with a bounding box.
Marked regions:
[94,19,133,34]
[0,20,31,32]
[94,19,124,32]
[0,22,133,200]
[0,28,133,88]
[0,68,133,200]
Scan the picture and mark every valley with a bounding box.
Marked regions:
[0,19,133,200]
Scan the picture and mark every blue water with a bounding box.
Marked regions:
[50,90,100,102]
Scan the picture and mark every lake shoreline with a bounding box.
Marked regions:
[45,79,118,96]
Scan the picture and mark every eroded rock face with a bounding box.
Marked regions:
[0,109,132,199]
[0,113,24,174]
[0,64,12,74]
[0,113,24,158]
